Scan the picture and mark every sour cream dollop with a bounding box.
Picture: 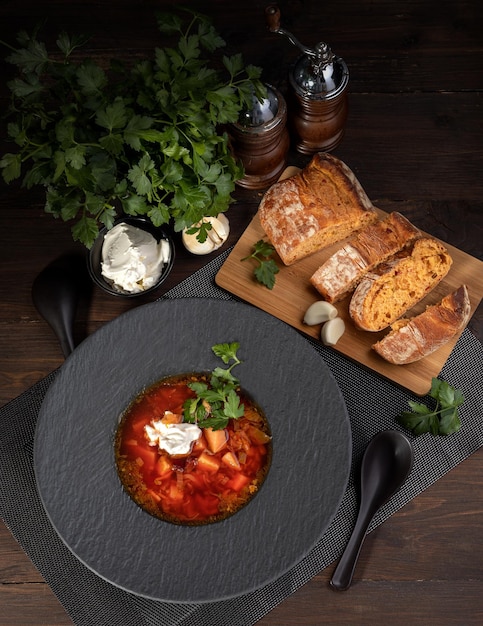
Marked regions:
[144,419,202,455]
[101,222,171,294]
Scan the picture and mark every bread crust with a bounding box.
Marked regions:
[310,212,421,302]
[372,285,471,364]
[258,153,378,265]
[349,237,453,332]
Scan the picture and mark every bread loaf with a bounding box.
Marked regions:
[372,285,470,364]
[310,212,421,302]
[349,237,453,332]
[258,153,378,265]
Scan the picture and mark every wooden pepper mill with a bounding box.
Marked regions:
[265,4,349,154]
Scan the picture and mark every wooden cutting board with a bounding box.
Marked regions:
[216,171,483,396]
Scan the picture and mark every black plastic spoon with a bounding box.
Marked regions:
[31,254,91,359]
[330,429,414,591]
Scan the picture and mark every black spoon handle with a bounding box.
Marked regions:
[47,274,77,358]
[32,259,84,359]
[329,503,375,591]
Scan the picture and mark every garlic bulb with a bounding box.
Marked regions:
[182,214,230,255]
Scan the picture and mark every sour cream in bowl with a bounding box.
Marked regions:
[88,217,175,297]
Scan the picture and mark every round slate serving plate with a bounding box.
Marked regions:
[34,298,351,603]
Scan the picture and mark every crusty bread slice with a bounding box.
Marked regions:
[258,153,378,265]
[310,212,421,302]
[372,285,470,364]
[349,237,453,332]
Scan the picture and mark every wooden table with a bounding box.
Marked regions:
[1,1,482,624]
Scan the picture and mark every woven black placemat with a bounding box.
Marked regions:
[1,249,482,626]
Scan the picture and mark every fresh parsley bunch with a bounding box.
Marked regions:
[0,10,265,247]
[183,342,245,430]
[397,377,464,436]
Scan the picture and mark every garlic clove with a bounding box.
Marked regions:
[303,301,338,325]
[321,317,346,346]
[182,214,230,255]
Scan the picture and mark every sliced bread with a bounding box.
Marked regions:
[349,237,453,332]
[372,285,470,364]
[310,212,421,302]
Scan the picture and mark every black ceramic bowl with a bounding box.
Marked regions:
[88,216,175,297]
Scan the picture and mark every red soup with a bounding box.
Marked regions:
[115,373,272,525]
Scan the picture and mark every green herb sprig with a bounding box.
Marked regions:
[183,342,244,430]
[242,239,279,289]
[397,377,464,436]
[0,11,265,248]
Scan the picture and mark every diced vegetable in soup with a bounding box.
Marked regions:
[115,373,271,525]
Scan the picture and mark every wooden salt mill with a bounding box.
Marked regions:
[265,4,349,154]
[228,84,290,189]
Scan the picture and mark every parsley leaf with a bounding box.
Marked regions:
[0,153,21,183]
[223,388,246,419]
[241,239,280,289]
[212,341,240,364]
[397,377,464,436]
[183,342,244,430]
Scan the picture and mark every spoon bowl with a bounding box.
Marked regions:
[330,429,414,591]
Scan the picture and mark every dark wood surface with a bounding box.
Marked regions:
[1,1,482,624]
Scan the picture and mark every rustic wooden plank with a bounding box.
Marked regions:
[0,0,481,624]
[0,528,45,584]
[0,583,71,625]
[0,525,71,623]
[259,580,483,625]
[0,1,482,94]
